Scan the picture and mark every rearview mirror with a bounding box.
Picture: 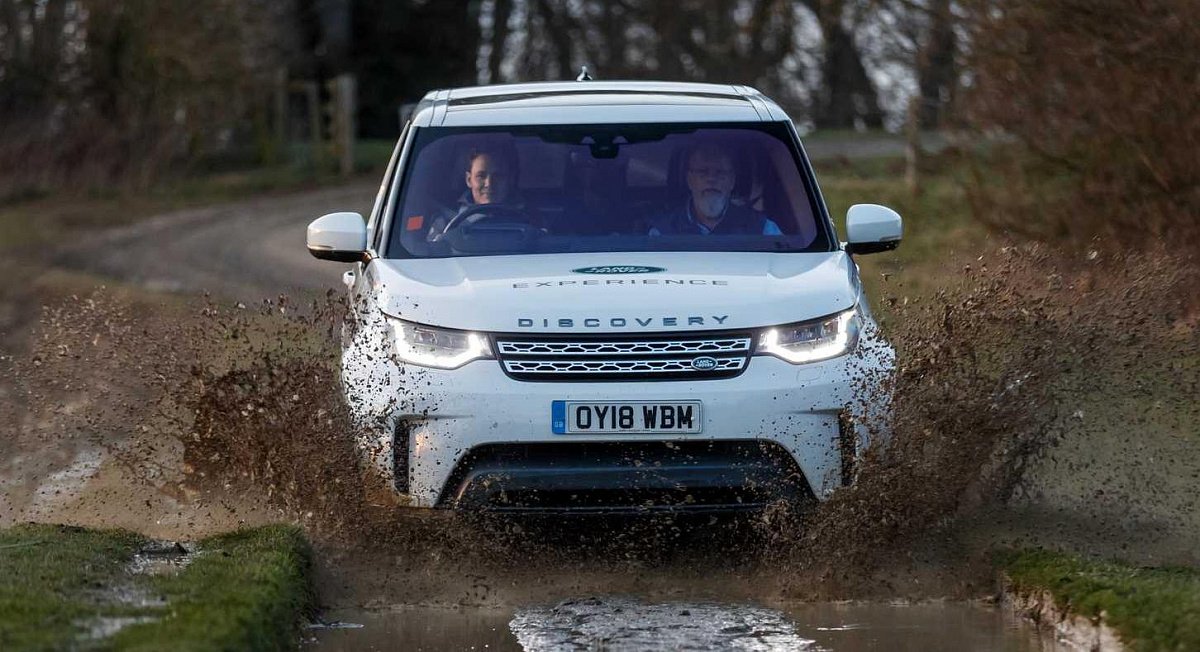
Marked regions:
[307,212,366,262]
[845,204,902,255]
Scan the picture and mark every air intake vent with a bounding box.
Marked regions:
[394,421,411,494]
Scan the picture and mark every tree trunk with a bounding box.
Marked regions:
[534,0,576,79]
[916,0,956,129]
[488,0,512,83]
[649,4,687,79]
[817,23,882,128]
[805,0,883,130]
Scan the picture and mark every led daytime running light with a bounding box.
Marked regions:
[390,318,493,369]
[757,308,859,364]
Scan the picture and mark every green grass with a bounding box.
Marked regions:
[813,152,987,319]
[111,525,315,652]
[1002,549,1200,651]
[0,523,314,651]
[817,153,984,261]
[0,524,145,651]
[802,128,896,143]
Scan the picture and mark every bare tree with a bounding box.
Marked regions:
[482,0,889,129]
[868,0,958,129]
[915,0,955,128]
[800,0,884,129]
[350,0,482,135]
[491,1,802,105]
[962,0,1200,248]
[0,0,290,197]
[485,0,513,83]
[0,0,73,120]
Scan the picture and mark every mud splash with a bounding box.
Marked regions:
[775,245,1199,597]
[0,289,356,536]
[1,245,1196,606]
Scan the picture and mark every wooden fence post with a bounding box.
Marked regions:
[331,74,357,177]
[273,67,287,162]
[905,95,921,197]
[304,81,324,170]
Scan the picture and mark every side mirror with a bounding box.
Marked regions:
[845,204,902,255]
[307,212,366,262]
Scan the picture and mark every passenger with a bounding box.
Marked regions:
[427,146,523,241]
[648,143,782,236]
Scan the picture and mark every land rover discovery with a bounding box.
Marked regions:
[306,81,901,513]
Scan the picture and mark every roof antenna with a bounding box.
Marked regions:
[576,66,593,82]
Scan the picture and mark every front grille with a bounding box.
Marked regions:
[504,357,746,375]
[496,338,750,356]
[493,331,753,381]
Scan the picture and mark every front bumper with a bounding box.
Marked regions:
[441,439,813,513]
[345,344,892,509]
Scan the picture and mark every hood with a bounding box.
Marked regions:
[368,251,858,333]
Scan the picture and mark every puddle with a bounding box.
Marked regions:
[97,540,194,609]
[511,598,814,650]
[129,540,194,576]
[77,615,160,641]
[307,598,1065,651]
[308,621,366,630]
[306,605,515,651]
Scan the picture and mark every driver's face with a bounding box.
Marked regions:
[466,154,511,205]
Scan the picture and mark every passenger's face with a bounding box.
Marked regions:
[465,154,511,205]
[686,150,735,219]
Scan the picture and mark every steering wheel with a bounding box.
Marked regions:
[439,203,537,237]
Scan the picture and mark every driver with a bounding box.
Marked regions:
[647,143,782,236]
[463,147,515,206]
[427,146,523,242]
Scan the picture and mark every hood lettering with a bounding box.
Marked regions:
[517,316,731,329]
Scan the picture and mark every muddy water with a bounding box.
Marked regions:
[308,599,1061,651]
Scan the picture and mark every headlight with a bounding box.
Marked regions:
[389,318,493,369]
[757,307,860,364]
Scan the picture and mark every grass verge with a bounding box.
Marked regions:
[1001,548,1200,651]
[0,524,143,651]
[111,524,315,652]
[814,150,986,321]
[0,523,314,651]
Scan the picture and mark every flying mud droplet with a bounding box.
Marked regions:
[765,244,1200,597]
[2,245,1196,604]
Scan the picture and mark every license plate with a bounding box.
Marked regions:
[551,400,703,434]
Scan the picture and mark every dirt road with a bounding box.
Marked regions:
[52,183,375,301]
[1,182,376,538]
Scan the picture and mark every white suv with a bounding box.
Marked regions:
[306,81,901,513]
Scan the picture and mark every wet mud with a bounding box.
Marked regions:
[311,598,1059,651]
[0,245,1196,638]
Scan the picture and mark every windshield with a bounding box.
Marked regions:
[386,123,832,258]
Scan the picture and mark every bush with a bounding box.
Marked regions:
[0,0,287,200]
[962,0,1200,250]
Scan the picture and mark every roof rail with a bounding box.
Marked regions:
[576,66,593,82]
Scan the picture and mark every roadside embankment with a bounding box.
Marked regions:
[0,523,313,651]
[1000,549,1200,652]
